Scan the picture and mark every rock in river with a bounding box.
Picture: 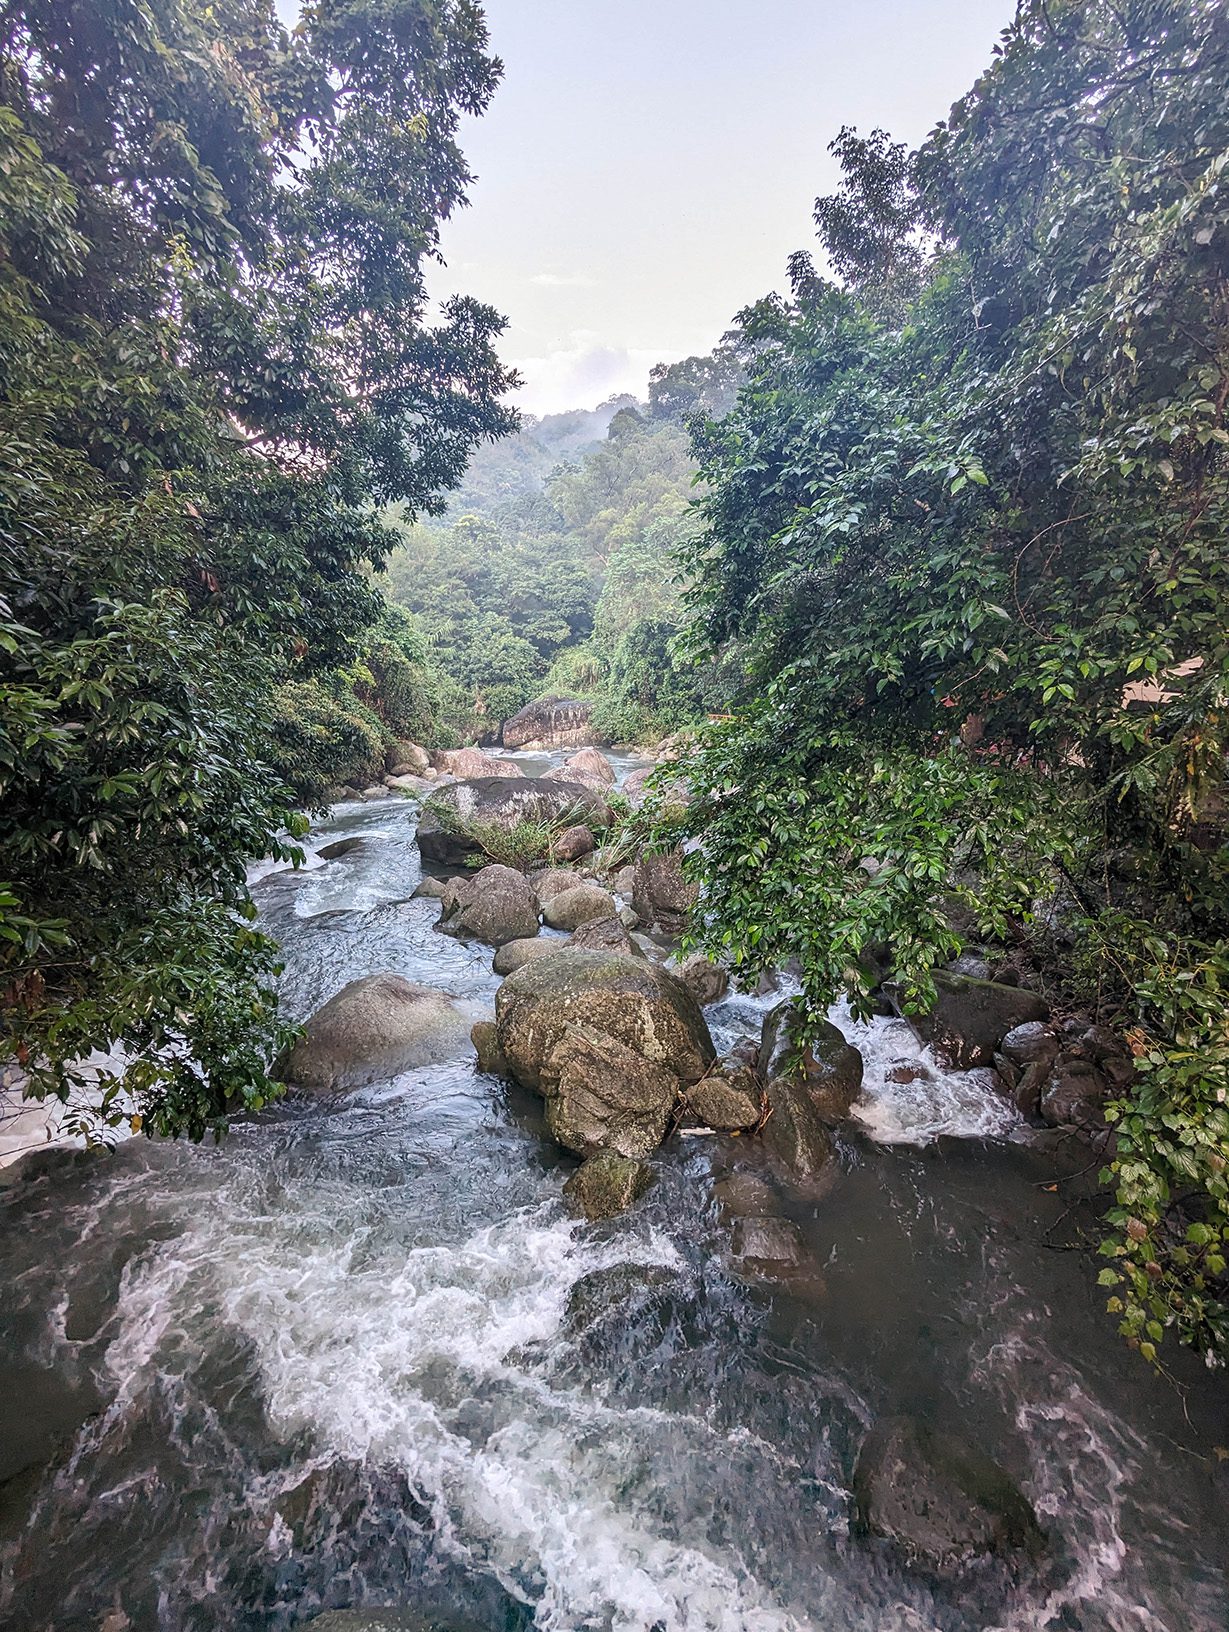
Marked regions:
[541,883,616,931]
[437,863,540,947]
[563,1151,653,1220]
[281,974,469,1092]
[417,778,612,868]
[912,972,1048,1071]
[759,1002,863,1122]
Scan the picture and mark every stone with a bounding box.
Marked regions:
[853,1417,1043,1571]
[542,884,616,931]
[552,823,596,861]
[438,746,525,779]
[564,746,616,785]
[680,1064,762,1131]
[411,877,451,900]
[731,1216,807,1269]
[544,1025,678,1157]
[323,784,355,804]
[492,937,561,976]
[470,1019,508,1076]
[563,1151,654,1220]
[384,773,429,792]
[416,778,612,868]
[569,914,641,956]
[612,865,636,896]
[437,863,540,948]
[621,766,654,807]
[758,1004,864,1122]
[673,952,729,1007]
[388,741,430,774]
[999,1020,1060,1067]
[359,784,391,800]
[281,975,468,1092]
[533,867,584,903]
[913,973,1049,1071]
[495,948,715,1098]
[1039,1060,1109,1130]
[305,1612,490,1632]
[631,847,699,933]
[948,951,992,981]
[759,1079,835,1179]
[317,837,365,861]
[502,695,596,751]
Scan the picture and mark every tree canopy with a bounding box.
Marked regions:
[676,0,1229,1361]
[0,0,516,1140]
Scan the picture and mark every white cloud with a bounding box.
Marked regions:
[510,334,685,417]
[529,271,599,289]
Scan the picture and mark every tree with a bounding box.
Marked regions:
[677,0,1229,1361]
[0,0,517,1141]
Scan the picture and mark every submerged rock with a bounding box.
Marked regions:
[305,1613,491,1632]
[758,1004,864,1122]
[282,974,468,1092]
[853,1416,1044,1572]
[563,1151,653,1220]
[437,863,540,948]
[731,1215,807,1271]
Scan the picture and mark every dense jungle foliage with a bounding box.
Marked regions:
[378,350,740,744]
[673,0,1229,1362]
[0,0,516,1139]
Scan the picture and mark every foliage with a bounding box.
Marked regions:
[0,0,516,1141]
[677,0,1229,1359]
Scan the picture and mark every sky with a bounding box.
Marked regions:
[430,0,1018,416]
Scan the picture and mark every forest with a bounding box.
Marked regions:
[1,0,1227,1376]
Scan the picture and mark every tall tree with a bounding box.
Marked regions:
[0,0,517,1140]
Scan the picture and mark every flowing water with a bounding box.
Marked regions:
[2,754,1227,1632]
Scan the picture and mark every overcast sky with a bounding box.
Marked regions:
[428,1,1017,415]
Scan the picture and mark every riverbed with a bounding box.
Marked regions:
[1,755,1226,1631]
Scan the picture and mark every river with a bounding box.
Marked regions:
[1,752,1226,1631]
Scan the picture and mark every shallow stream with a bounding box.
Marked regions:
[2,753,1226,1631]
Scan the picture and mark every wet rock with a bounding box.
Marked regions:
[533,867,584,903]
[884,1060,929,1086]
[914,974,1048,1071]
[1039,1060,1108,1130]
[495,948,714,1098]
[569,914,641,956]
[552,823,596,862]
[437,863,540,948]
[305,1612,491,1632]
[563,1151,653,1220]
[281,975,469,1092]
[631,847,698,934]
[760,1079,835,1180]
[470,1019,508,1076]
[673,952,729,1007]
[564,1262,695,1362]
[758,1004,864,1122]
[417,779,612,868]
[1000,1021,1060,1068]
[502,695,596,751]
[316,837,366,861]
[542,883,616,931]
[544,1025,678,1157]
[731,1216,807,1271]
[411,877,451,900]
[853,1417,1044,1571]
[680,1063,763,1131]
[492,937,560,976]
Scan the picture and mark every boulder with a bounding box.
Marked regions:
[673,952,729,1008]
[569,914,641,957]
[760,1079,834,1180]
[502,696,596,751]
[563,1151,654,1220]
[316,837,365,861]
[853,1417,1043,1571]
[622,765,690,812]
[542,883,616,931]
[631,847,699,934]
[384,773,430,792]
[621,766,654,808]
[1039,1060,1109,1130]
[758,1005,864,1122]
[544,1025,679,1157]
[416,778,612,868]
[913,973,1048,1071]
[359,784,391,800]
[1000,1021,1060,1067]
[470,1019,508,1076]
[552,823,596,862]
[495,948,715,1099]
[438,746,525,779]
[323,784,356,804]
[543,747,616,792]
[437,864,540,948]
[680,1062,762,1131]
[388,741,431,775]
[492,937,561,976]
[411,877,451,900]
[534,867,584,903]
[281,975,468,1092]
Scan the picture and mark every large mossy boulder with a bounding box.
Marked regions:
[759,1003,864,1121]
[853,1417,1044,1572]
[437,863,540,947]
[495,949,715,1095]
[913,973,1049,1071]
[281,974,468,1092]
[416,778,612,867]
